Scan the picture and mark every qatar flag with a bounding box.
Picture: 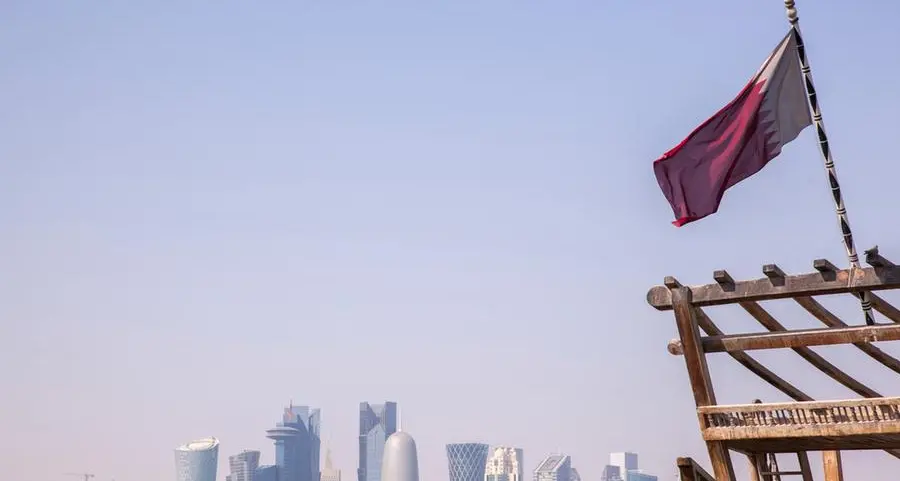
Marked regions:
[653,29,812,226]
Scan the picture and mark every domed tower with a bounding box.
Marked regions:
[381,432,419,481]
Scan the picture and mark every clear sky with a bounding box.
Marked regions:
[2,1,900,481]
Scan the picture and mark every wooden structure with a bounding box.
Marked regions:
[646,249,900,481]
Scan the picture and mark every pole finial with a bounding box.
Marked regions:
[784,0,799,25]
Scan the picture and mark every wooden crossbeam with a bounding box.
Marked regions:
[667,323,900,355]
[648,263,900,311]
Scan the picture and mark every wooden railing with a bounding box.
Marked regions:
[698,397,900,441]
[676,457,715,481]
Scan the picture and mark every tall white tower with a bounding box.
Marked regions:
[381,432,420,481]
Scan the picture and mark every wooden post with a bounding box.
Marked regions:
[822,451,844,481]
[797,452,813,481]
[672,287,736,481]
[746,455,761,481]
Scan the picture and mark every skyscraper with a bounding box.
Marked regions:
[266,403,322,481]
[605,452,657,481]
[609,453,638,477]
[227,450,261,481]
[358,402,398,481]
[446,443,489,481]
[175,437,219,481]
[381,432,419,481]
[484,447,524,481]
[322,448,342,481]
[532,454,571,481]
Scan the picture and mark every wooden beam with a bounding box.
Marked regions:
[797,452,813,481]
[822,451,844,481]
[667,323,900,354]
[739,301,882,398]
[676,457,715,481]
[671,288,736,481]
[865,245,894,268]
[795,295,900,374]
[647,263,900,311]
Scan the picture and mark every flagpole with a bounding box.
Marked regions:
[784,0,875,326]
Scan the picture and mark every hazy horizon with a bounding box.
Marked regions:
[3,1,900,481]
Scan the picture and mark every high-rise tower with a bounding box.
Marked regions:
[227,450,260,481]
[484,447,524,481]
[381,432,419,481]
[446,443,489,481]
[358,402,398,481]
[533,454,571,481]
[175,437,219,481]
[266,403,322,481]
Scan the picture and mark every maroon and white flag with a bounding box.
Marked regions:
[653,29,812,226]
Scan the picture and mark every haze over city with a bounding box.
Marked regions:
[3,1,900,481]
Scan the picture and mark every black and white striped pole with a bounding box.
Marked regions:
[784,0,875,326]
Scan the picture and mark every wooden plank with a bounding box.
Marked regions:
[673,288,717,407]
[667,323,900,354]
[703,421,900,441]
[795,295,900,374]
[699,396,900,413]
[676,457,714,481]
[797,452,813,481]
[822,451,843,481]
[647,264,900,311]
[671,288,736,481]
[739,301,882,398]
[693,307,813,402]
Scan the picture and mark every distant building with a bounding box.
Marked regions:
[175,437,219,481]
[600,465,621,481]
[625,473,657,481]
[381,432,420,481]
[227,450,260,481]
[604,452,656,481]
[484,447,524,481]
[255,465,278,481]
[447,443,490,481]
[266,403,322,481]
[609,453,637,478]
[569,468,581,481]
[322,448,342,481]
[533,454,571,481]
[359,402,398,481]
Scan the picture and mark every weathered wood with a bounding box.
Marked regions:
[676,457,715,481]
[714,270,735,290]
[647,264,900,310]
[692,308,812,402]
[667,322,900,355]
[671,288,735,481]
[739,301,883,398]
[822,451,843,481]
[673,288,717,406]
[762,264,785,287]
[797,452,813,481]
[865,245,893,268]
[795,295,900,374]
[746,455,761,481]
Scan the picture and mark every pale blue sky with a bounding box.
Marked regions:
[2,1,900,481]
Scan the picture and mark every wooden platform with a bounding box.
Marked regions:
[700,398,900,452]
[646,254,900,480]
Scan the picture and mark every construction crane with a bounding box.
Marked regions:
[64,472,95,481]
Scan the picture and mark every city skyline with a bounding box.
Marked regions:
[9,1,899,481]
[359,402,398,481]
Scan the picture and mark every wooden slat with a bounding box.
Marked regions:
[739,301,882,398]
[822,451,844,481]
[671,288,736,481]
[647,264,900,311]
[676,457,715,481]
[667,323,900,354]
[795,295,900,374]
